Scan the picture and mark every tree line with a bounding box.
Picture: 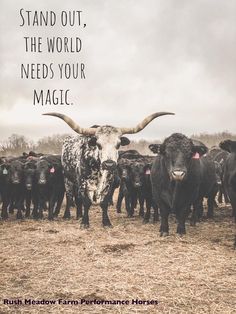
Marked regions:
[0,132,235,156]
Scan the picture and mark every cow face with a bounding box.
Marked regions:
[24,161,36,190]
[9,160,24,185]
[160,133,199,182]
[89,126,130,170]
[35,159,52,185]
[130,161,145,188]
[0,162,10,182]
[118,159,131,181]
[220,140,236,153]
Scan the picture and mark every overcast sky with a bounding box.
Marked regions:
[0,0,236,142]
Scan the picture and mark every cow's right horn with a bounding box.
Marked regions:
[43,113,96,135]
[119,112,175,134]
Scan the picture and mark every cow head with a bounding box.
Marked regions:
[160,133,204,182]
[35,159,52,185]
[118,158,131,181]
[220,140,236,153]
[149,144,161,154]
[43,112,174,170]
[24,160,37,190]
[9,160,24,185]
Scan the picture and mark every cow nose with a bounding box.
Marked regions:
[12,179,20,184]
[171,170,186,181]
[134,182,141,188]
[102,160,116,170]
[39,179,46,185]
[26,184,32,190]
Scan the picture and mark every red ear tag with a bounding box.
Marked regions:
[50,167,55,173]
[145,169,151,174]
[192,152,200,159]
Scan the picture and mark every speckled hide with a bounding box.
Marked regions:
[61,133,117,227]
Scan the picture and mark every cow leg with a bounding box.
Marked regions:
[75,194,83,219]
[63,179,73,219]
[176,215,186,235]
[25,192,31,218]
[190,197,202,226]
[16,192,24,220]
[54,190,64,218]
[176,208,189,235]
[38,200,44,219]
[159,204,170,236]
[143,196,152,223]
[217,187,223,204]
[196,198,204,220]
[81,195,91,228]
[116,188,124,213]
[48,195,57,220]
[138,194,145,217]
[153,201,159,223]
[207,186,218,218]
[1,196,10,219]
[153,207,159,223]
[143,206,150,223]
[101,200,112,227]
[129,191,137,217]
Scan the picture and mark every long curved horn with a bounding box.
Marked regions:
[119,112,175,134]
[43,113,96,135]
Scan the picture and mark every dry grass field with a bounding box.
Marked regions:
[0,195,235,314]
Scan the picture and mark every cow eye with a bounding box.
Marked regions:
[97,142,102,150]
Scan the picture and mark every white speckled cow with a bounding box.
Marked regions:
[44,112,174,227]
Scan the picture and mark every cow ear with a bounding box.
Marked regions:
[149,144,160,154]
[88,136,97,146]
[220,140,236,153]
[159,143,165,155]
[120,137,130,146]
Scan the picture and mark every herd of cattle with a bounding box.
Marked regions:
[0,111,235,247]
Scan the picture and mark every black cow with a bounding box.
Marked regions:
[0,159,11,219]
[207,147,230,204]
[44,111,174,227]
[34,155,64,220]
[117,155,158,221]
[9,159,26,219]
[23,159,38,218]
[116,150,142,214]
[151,133,205,236]
[219,140,236,248]
[190,155,219,224]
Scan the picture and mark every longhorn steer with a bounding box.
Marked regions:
[44,111,174,227]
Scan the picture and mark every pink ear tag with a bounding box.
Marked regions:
[192,152,200,159]
[145,169,151,174]
[50,167,55,173]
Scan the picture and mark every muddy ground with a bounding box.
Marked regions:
[0,198,235,314]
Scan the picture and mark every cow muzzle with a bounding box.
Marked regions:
[102,160,117,171]
[39,179,46,185]
[171,170,186,181]
[12,178,20,185]
[26,184,32,190]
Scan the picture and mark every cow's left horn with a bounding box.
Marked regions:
[43,113,96,135]
[119,112,175,134]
